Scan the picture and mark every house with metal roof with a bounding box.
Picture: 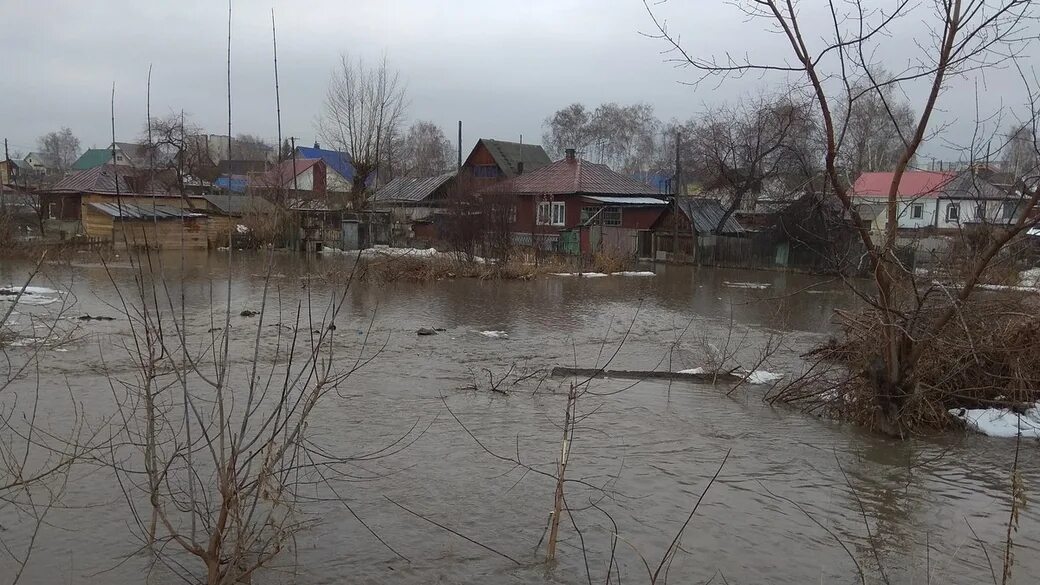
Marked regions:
[371,170,457,218]
[850,169,1028,232]
[650,198,745,260]
[39,165,214,244]
[489,149,668,256]
[83,202,209,249]
[462,138,551,183]
[256,157,355,203]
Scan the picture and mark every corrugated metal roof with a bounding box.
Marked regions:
[492,157,662,196]
[296,146,356,182]
[203,194,275,215]
[372,171,456,203]
[585,196,667,205]
[479,139,552,177]
[48,165,168,195]
[678,198,744,234]
[72,149,115,171]
[88,202,207,220]
[261,158,321,188]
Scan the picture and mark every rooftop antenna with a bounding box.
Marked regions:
[457,120,462,171]
[518,133,524,175]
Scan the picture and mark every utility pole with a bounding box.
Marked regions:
[289,136,299,194]
[2,138,8,211]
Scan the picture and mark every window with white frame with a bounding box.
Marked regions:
[946,202,960,222]
[910,203,924,219]
[580,206,599,224]
[537,201,566,226]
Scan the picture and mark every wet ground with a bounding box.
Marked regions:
[1,250,1036,584]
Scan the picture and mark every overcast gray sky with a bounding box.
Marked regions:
[3,0,1036,162]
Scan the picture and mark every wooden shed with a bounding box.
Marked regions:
[84,202,209,249]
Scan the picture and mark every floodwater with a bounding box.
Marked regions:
[1,251,1036,585]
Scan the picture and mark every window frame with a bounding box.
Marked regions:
[946,202,960,222]
[537,201,566,226]
[551,201,566,226]
[910,203,924,220]
[602,206,622,227]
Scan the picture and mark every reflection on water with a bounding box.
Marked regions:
[0,251,1035,585]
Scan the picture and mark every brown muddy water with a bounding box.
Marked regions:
[1,251,1036,584]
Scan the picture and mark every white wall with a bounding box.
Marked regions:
[327,168,352,192]
[861,197,938,230]
[935,199,1020,229]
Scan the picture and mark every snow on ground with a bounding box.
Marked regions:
[950,403,1040,438]
[614,271,656,277]
[236,224,250,234]
[723,281,771,289]
[678,367,706,374]
[354,246,486,262]
[479,330,509,339]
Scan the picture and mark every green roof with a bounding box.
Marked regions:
[72,149,114,171]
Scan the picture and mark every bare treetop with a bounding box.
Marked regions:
[319,53,408,209]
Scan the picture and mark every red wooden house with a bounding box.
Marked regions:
[488,149,668,256]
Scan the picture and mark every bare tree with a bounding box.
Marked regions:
[644,0,1040,435]
[141,112,210,192]
[36,128,80,173]
[836,74,917,179]
[688,91,820,231]
[542,103,598,159]
[319,53,408,209]
[542,102,661,171]
[401,120,454,177]
[1004,122,1040,179]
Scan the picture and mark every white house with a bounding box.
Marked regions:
[23,152,53,174]
[851,170,1027,232]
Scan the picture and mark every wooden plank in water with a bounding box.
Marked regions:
[549,367,741,383]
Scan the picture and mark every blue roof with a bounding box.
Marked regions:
[215,175,248,193]
[296,147,355,182]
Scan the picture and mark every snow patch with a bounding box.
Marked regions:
[678,367,705,374]
[479,330,509,339]
[743,370,784,385]
[615,271,656,277]
[359,246,485,262]
[723,281,771,289]
[1018,267,1040,288]
[235,224,250,234]
[549,272,609,278]
[950,403,1040,438]
[1,286,60,295]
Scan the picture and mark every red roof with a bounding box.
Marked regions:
[262,158,321,188]
[851,171,956,199]
[490,157,659,196]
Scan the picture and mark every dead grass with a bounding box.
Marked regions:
[360,252,574,283]
[775,292,1040,434]
[588,248,634,274]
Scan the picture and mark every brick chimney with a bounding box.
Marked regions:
[565,148,576,161]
